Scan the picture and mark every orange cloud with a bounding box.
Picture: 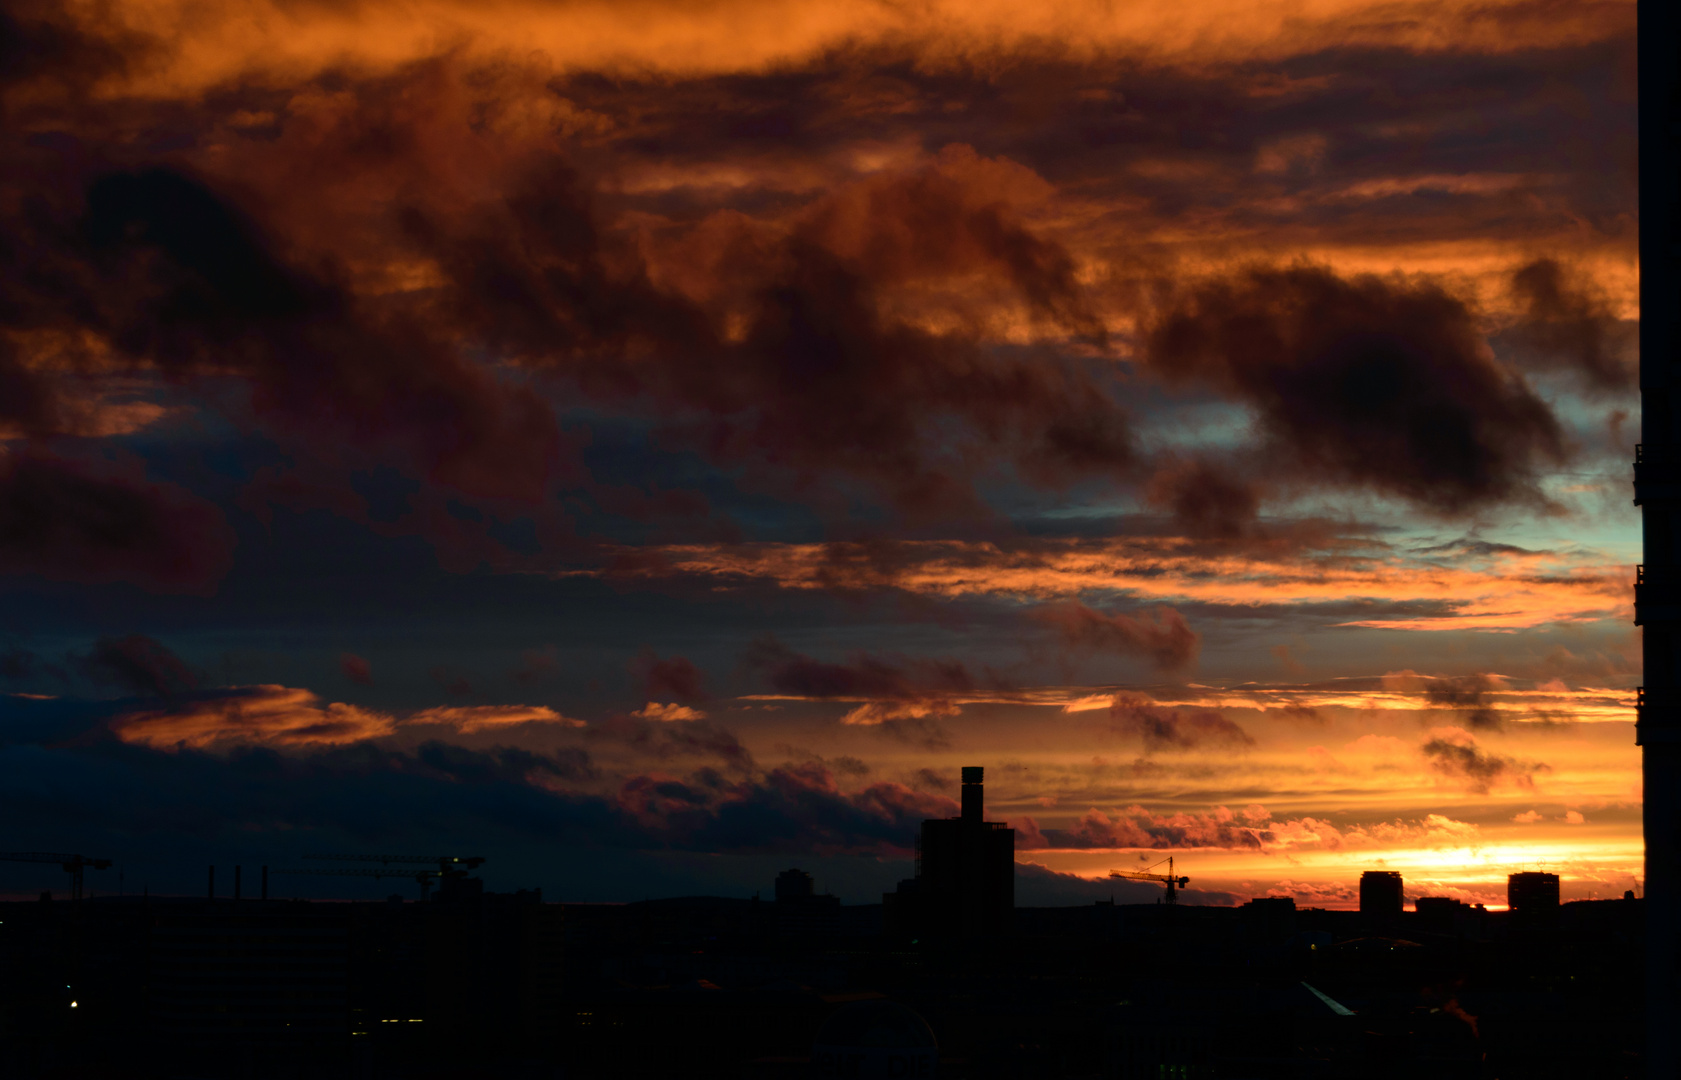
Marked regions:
[579,535,1631,632]
[630,702,708,722]
[112,685,394,748]
[54,0,1634,102]
[407,704,586,731]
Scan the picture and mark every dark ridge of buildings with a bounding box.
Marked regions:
[2,886,1643,1079]
[0,775,1649,1079]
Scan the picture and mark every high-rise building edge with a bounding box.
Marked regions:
[1358,870,1403,922]
[1638,7,1678,1072]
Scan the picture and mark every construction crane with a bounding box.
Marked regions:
[271,866,449,900]
[0,852,113,900]
[1109,855,1189,905]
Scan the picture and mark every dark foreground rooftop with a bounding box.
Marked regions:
[0,887,1644,1079]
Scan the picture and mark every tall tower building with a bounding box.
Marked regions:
[1637,8,1678,1072]
[914,766,1015,940]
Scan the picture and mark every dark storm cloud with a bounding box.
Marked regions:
[1425,674,1506,731]
[0,447,235,592]
[338,653,373,685]
[0,26,1629,559]
[0,694,953,855]
[589,713,755,770]
[420,145,1132,517]
[871,714,953,751]
[414,740,597,785]
[76,167,568,503]
[3,79,1138,542]
[1020,804,1269,850]
[555,28,1631,254]
[428,665,473,697]
[1420,735,1547,794]
[1273,704,1326,725]
[633,649,707,702]
[1144,263,1568,513]
[76,634,197,698]
[1015,860,1237,906]
[1034,601,1199,673]
[1143,457,1263,540]
[745,637,990,701]
[621,761,958,854]
[0,0,139,98]
[1107,694,1253,753]
[0,644,39,680]
[1507,258,1634,392]
[510,645,559,685]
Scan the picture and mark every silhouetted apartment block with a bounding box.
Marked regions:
[772,868,841,937]
[1508,872,1561,927]
[775,868,814,902]
[893,766,1014,941]
[1413,896,1481,935]
[1359,871,1403,922]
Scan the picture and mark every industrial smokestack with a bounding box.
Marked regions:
[961,766,984,823]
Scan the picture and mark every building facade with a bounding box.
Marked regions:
[1358,871,1403,922]
[894,766,1014,941]
[1637,8,1678,1071]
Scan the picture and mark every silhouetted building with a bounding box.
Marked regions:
[1413,896,1480,936]
[881,878,920,939]
[909,766,1014,941]
[1637,13,1680,1072]
[1413,897,1467,917]
[773,868,840,937]
[775,868,814,902]
[1242,896,1296,915]
[1508,872,1561,924]
[1359,871,1403,922]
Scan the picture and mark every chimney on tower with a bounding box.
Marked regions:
[961,766,984,823]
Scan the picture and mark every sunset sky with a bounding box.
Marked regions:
[0,0,1641,908]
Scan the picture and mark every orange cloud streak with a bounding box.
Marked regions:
[62,0,1635,101]
[582,536,1632,631]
